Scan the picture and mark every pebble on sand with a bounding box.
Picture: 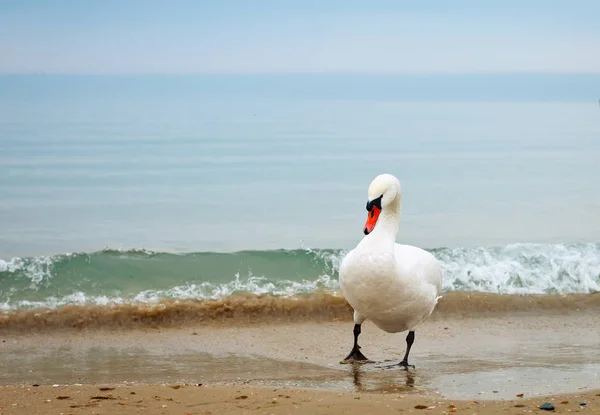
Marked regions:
[540,402,555,411]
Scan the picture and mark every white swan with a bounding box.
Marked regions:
[338,173,443,367]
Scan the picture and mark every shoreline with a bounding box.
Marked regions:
[2,291,600,332]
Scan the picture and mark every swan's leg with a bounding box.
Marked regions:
[381,330,416,369]
[342,324,370,362]
[341,311,372,363]
[398,331,416,368]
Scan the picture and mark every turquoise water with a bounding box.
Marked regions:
[1,75,600,310]
[1,244,599,310]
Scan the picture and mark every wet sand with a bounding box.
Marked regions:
[1,313,599,395]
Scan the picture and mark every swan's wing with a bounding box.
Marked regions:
[394,244,443,295]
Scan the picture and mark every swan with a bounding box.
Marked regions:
[338,173,443,368]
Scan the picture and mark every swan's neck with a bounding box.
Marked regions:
[369,199,401,243]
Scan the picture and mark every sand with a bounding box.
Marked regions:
[1,384,599,415]
[1,309,599,414]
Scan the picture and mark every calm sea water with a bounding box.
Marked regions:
[1,75,599,309]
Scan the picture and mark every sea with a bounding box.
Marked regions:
[1,74,600,327]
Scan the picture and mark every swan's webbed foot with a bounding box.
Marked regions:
[398,359,415,369]
[381,359,415,369]
[340,323,374,364]
[341,345,373,364]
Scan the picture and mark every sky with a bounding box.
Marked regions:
[1,0,600,74]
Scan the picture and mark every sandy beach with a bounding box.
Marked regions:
[1,383,599,415]
[1,301,599,414]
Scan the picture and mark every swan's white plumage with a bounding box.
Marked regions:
[339,174,443,334]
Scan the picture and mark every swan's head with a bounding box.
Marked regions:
[363,173,402,235]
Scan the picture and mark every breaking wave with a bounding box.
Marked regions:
[1,243,599,313]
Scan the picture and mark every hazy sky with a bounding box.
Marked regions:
[1,0,600,74]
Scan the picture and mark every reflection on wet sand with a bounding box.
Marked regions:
[350,363,416,394]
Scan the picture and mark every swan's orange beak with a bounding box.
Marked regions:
[363,206,381,235]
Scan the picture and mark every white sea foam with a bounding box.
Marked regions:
[0,255,56,288]
[1,243,599,311]
[435,242,600,294]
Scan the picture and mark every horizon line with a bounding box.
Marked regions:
[2,71,600,77]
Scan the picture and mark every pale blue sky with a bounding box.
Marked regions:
[1,0,600,74]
